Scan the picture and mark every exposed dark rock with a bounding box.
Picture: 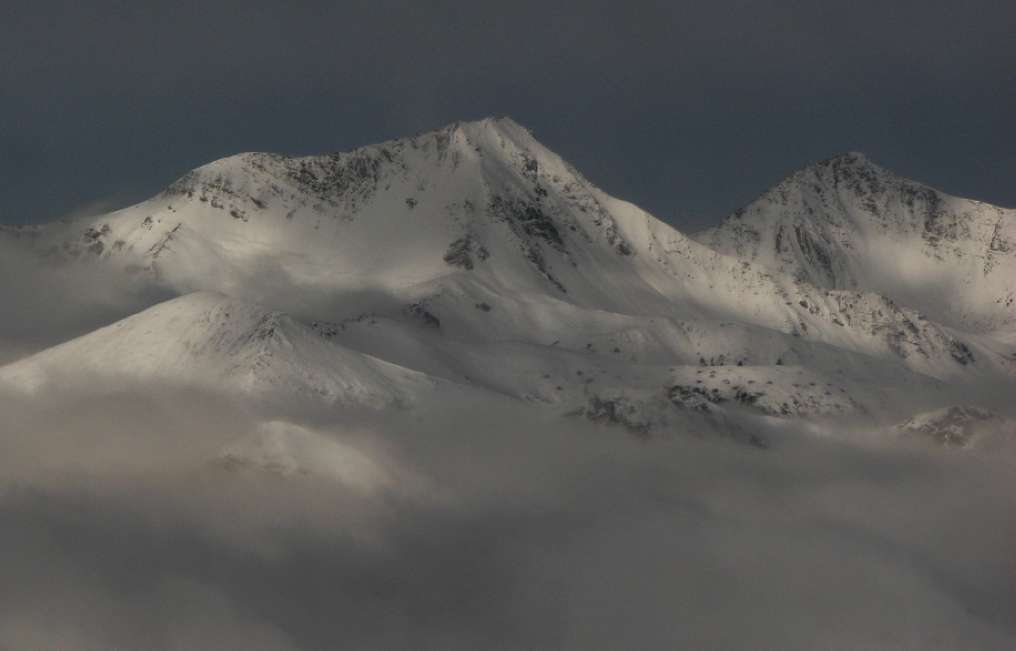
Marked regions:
[443,235,489,270]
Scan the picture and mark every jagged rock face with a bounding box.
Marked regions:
[692,152,1016,339]
[0,121,1013,429]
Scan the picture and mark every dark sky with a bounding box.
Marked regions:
[2,1,1012,232]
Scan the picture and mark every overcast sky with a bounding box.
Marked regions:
[2,1,1012,232]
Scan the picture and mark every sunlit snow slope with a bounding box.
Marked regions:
[692,152,1016,341]
[1,119,1012,431]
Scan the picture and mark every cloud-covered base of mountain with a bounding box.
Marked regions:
[0,384,1012,650]
[1,118,1013,649]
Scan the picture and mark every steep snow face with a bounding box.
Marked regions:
[692,153,1016,340]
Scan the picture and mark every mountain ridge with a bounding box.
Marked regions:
[1,118,1012,431]
[692,151,1016,340]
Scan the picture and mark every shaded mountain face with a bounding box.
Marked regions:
[1,120,1013,431]
[692,152,1016,340]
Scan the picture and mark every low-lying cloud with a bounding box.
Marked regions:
[0,240,172,364]
[0,383,1012,649]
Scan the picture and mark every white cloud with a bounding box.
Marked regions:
[0,386,1011,649]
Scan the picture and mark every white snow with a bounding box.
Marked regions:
[1,118,1013,435]
[1,120,1013,650]
[692,152,1016,341]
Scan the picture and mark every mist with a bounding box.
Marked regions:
[0,381,1012,650]
[0,239,173,364]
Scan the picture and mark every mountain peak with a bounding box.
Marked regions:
[461,115,525,131]
[458,115,530,137]
[164,117,547,203]
[789,151,901,197]
[828,151,870,165]
[36,115,647,304]
[3,120,1014,434]
[693,152,1016,337]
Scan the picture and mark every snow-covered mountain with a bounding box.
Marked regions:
[1,119,1013,432]
[692,152,1016,342]
[0,291,440,409]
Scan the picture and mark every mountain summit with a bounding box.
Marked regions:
[1,119,1013,431]
[692,152,1016,339]
[28,117,640,302]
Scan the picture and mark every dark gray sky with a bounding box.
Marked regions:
[2,1,1012,232]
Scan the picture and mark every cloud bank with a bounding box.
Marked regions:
[0,383,1012,649]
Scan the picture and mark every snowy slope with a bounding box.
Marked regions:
[1,120,1012,431]
[0,284,951,427]
[0,292,439,409]
[10,120,997,376]
[692,152,1016,341]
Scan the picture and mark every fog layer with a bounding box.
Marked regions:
[0,384,1011,650]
